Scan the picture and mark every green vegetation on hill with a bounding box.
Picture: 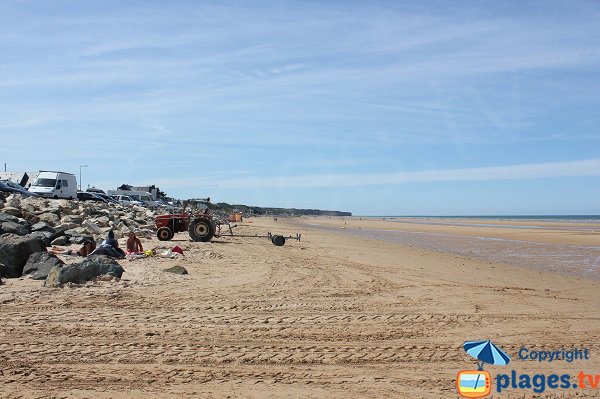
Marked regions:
[211,202,352,217]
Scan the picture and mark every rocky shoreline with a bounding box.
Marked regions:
[0,193,158,283]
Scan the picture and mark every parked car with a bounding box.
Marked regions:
[107,190,158,208]
[86,187,106,195]
[110,194,143,206]
[0,180,38,197]
[94,193,119,204]
[155,199,172,208]
[77,191,109,203]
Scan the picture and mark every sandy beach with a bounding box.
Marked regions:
[1,216,599,398]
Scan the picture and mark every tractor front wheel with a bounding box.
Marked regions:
[188,217,215,242]
[157,227,174,241]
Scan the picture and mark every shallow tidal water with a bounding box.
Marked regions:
[304,223,600,280]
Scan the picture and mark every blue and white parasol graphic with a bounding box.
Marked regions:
[464,339,511,370]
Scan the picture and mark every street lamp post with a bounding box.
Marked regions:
[79,164,87,191]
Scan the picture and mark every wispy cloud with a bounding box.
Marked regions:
[150,159,600,189]
[1,1,599,213]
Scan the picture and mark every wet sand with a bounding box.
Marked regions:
[1,217,599,398]
[298,217,600,279]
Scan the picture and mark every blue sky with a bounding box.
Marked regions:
[1,0,599,215]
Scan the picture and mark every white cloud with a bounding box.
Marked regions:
[150,158,600,189]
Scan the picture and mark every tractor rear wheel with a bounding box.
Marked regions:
[188,217,216,242]
[157,227,174,241]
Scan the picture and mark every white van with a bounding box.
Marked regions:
[29,171,78,199]
[107,190,158,208]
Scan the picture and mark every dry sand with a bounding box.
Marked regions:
[1,217,599,398]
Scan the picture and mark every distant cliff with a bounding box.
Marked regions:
[212,202,352,217]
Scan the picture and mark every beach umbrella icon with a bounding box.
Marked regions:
[464,340,511,370]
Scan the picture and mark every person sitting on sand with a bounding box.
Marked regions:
[48,239,96,257]
[103,230,119,249]
[126,231,143,255]
[89,230,126,259]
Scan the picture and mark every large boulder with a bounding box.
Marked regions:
[0,221,30,236]
[28,231,54,247]
[37,212,60,226]
[0,213,19,223]
[0,234,46,278]
[61,215,83,224]
[54,223,78,234]
[64,227,88,237]
[94,216,111,227]
[6,196,21,208]
[31,222,56,234]
[20,211,41,225]
[44,256,124,287]
[2,207,22,217]
[0,263,12,279]
[51,236,70,246]
[23,252,65,280]
[70,235,93,245]
[82,220,103,235]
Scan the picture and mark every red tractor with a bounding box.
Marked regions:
[155,212,216,242]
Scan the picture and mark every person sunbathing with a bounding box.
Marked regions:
[48,239,96,257]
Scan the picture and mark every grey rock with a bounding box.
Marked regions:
[37,212,60,226]
[61,215,83,224]
[29,231,54,247]
[1,221,30,236]
[0,234,46,278]
[35,207,60,216]
[64,227,88,237]
[55,223,78,233]
[23,252,65,280]
[20,202,37,214]
[6,196,21,208]
[70,236,93,245]
[82,220,103,234]
[31,222,56,234]
[44,256,124,287]
[94,216,111,227]
[2,207,22,217]
[20,211,41,225]
[0,263,12,279]
[0,213,19,223]
[163,265,188,275]
[51,236,70,246]
[81,207,95,216]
